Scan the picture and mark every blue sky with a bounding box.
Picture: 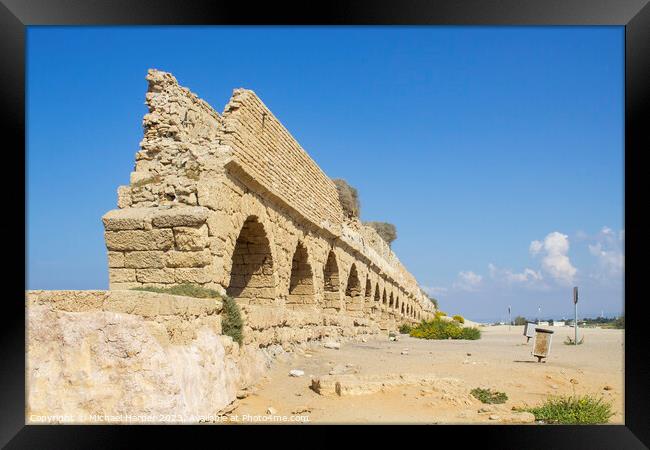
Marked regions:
[27,26,624,322]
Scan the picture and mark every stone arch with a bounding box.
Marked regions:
[287,241,315,305]
[389,292,394,310]
[227,215,277,304]
[344,263,363,314]
[322,250,341,310]
[382,288,387,308]
[363,276,373,314]
[401,302,405,316]
[372,281,381,316]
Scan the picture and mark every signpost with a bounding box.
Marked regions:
[508,305,511,332]
[573,286,579,345]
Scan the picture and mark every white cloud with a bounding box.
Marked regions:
[453,271,483,291]
[588,226,624,277]
[488,263,544,288]
[530,232,577,285]
[529,240,543,256]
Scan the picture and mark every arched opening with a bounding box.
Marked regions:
[227,216,276,305]
[287,241,315,306]
[395,296,400,312]
[323,250,341,310]
[382,289,387,308]
[345,264,363,314]
[401,302,405,316]
[372,282,381,316]
[363,277,373,314]
[389,292,394,310]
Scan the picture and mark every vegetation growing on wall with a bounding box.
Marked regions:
[132,283,221,298]
[364,221,397,247]
[332,178,360,218]
[221,295,243,345]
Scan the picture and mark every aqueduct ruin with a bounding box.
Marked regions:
[102,69,435,334]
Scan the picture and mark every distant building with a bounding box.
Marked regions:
[554,321,565,327]
[538,321,549,326]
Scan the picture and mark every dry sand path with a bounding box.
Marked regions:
[227,325,624,424]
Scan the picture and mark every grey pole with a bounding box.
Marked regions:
[574,300,578,345]
[573,286,578,345]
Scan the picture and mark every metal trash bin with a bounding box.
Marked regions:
[532,328,554,362]
[523,322,536,343]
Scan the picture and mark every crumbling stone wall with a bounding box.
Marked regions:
[26,289,381,422]
[104,69,435,332]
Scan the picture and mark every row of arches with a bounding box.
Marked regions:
[225,216,424,321]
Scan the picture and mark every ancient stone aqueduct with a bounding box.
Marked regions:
[102,69,435,334]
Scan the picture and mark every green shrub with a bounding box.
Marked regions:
[460,327,481,340]
[409,318,480,340]
[434,311,447,318]
[513,316,528,326]
[520,395,613,424]
[470,388,508,404]
[452,314,465,324]
[221,295,243,345]
[613,315,624,329]
[398,323,412,334]
[131,284,243,345]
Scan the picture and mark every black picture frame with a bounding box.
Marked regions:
[3,0,648,447]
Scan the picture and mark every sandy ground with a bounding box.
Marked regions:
[225,325,624,424]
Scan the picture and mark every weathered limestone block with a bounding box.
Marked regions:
[107,252,125,268]
[240,305,286,330]
[136,268,176,284]
[151,206,209,228]
[165,249,212,268]
[174,267,214,284]
[173,225,208,251]
[205,210,232,238]
[105,229,174,251]
[117,185,133,209]
[102,207,154,231]
[27,290,107,312]
[109,268,137,283]
[124,251,165,269]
